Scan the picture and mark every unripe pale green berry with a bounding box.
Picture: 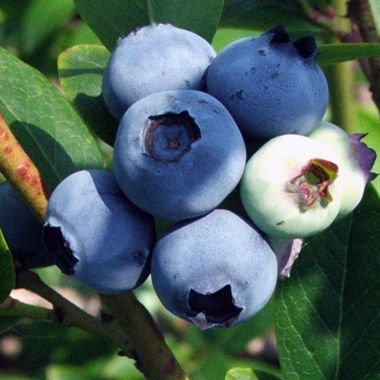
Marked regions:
[240,134,342,238]
[309,121,377,219]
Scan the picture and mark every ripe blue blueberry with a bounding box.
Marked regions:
[151,209,278,329]
[206,25,329,140]
[102,23,216,119]
[0,182,53,268]
[43,169,156,294]
[113,90,247,221]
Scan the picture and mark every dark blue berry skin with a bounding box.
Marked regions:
[0,182,53,268]
[102,23,216,120]
[206,26,329,141]
[113,90,247,222]
[43,170,156,294]
[151,209,278,329]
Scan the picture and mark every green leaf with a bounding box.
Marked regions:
[225,368,259,380]
[74,0,149,50]
[275,185,380,380]
[212,28,260,52]
[74,0,223,50]
[0,230,15,305]
[58,45,117,146]
[20,0,76,55]
[318,43,380,65]
[369,0,380,37]
[191,349,282,380]
[0,47,103,188]
[60,23,102,48]
[147,0,224,42]
[220,0,322,35]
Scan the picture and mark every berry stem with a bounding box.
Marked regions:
[15,269,133,356]
[324,0,357,133]
[101,294,190,380]
[348,0,380,114]
[16,270,189,380]
[0,296,49,320]
[0,114,49,221]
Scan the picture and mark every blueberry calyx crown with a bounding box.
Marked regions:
[187,284,243,328]
[143,111,201,163]
[287,158,339,210]
[266,25,317,61]
[268,25,290,44]
[293,36,318,60]
[350,133,378,183]
[43,225,78,275]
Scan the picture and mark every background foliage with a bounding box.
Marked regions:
[0,0,379,379]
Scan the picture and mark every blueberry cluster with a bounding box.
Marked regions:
[3,24,376,330]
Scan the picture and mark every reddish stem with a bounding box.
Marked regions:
[0,114,49,221]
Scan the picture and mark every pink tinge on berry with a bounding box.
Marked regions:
[350,133,377,183]
[287,158,339,210]
[277,238,303,279]
[268,236,303,279]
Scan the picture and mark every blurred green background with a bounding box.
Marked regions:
[0,1,379,379]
